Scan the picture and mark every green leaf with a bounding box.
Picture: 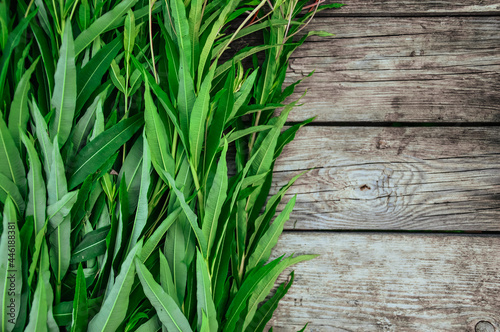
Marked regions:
[68,114,144,189]
[247,196,297,272]
[25,274,47,331]
[47,191,79,231]
[8,57,39,149]
[159,250,177,305]
[71,264,88,332]
[160,170,207,257]
[70,93,102,157]
[246,272,295,332]
[27,222,47,287]
[143,80,175,181]
[139,67,186,147]
[196,250,218,332]
[47,139,71,284]
[110,59,126,93]
[118,136,143,214]
[214,45,278,80]
[74,0,139,56]
[248,171,306,253]
[0,197,21,331]
[30,22,55,97]
[71,226,111,264]
[246,103,296,215]
[76,37,121,113]
[197,0,236,88]
[47,138,67,204]
[125,133,151,255]
[40,241,62,332]
[29,100,53,177]
[225,255,317,331]
[0,114,26,197]
[50,21,77,147]
[135,258,193,332]
[0,11,36,100]
[21,131,46,233]
[88,240,142,332]
[90,99,105,141]
[230,69,258,120]
[0,173,25,216]
[202,140,228,254]
[135,314,161,332]
[169,0,192,70]
[223,125,274,146]
[177,56,196,140]
[124,10,135,62]
[13,219,33,332]
[189,65,215,166]
[139,207,181,263]
[205,65,234,174]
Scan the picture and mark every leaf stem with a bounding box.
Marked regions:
[149,0,159,83]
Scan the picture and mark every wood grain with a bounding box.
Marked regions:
[271,126,500,231]
[268,232,500,332]
[285,17,500,122]
[319,0,500,16]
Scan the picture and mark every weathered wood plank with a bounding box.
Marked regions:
[268,232,500,332]
[272,126,500,231]
[319,0,500,16]
[285,17,500,122]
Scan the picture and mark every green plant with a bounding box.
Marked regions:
[0,0,342,331]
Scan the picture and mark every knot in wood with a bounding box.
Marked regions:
[475,321,495,332]
[360,184,371,191]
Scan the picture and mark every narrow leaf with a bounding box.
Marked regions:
[196,251,217,332]
[125,133,151,255]
[74,0,139,55]
[50,21,77,146]
[202,140,228,254]
[0,198,21,331]
[68,114,144,189]
[71,264,88,332]
[21,131,46,233]
[88,240,142,332]
[8,57,39,148]
[135,259,193,332]
[0,115,26,197]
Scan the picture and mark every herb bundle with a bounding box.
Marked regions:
[0,0,342,331]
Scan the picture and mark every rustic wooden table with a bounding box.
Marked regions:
[268,1,500,331]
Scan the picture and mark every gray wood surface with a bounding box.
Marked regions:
[285,17,500,123]
[271,126,500,231]
[320,0,500,16]
[264,3,500,331]
[268,233,500,332]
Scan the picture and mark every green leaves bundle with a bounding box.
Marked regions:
[0,0,342,331]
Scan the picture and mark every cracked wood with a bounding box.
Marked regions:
[271,126,500,231]
[268,232,500,332]
[285,17,500,122]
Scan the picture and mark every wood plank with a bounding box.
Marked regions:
[268,232,500,332]
[285,17,500,122]
[271,126,500,231]
[319,0,500,16]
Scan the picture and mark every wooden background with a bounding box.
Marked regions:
[268,1,500,331]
